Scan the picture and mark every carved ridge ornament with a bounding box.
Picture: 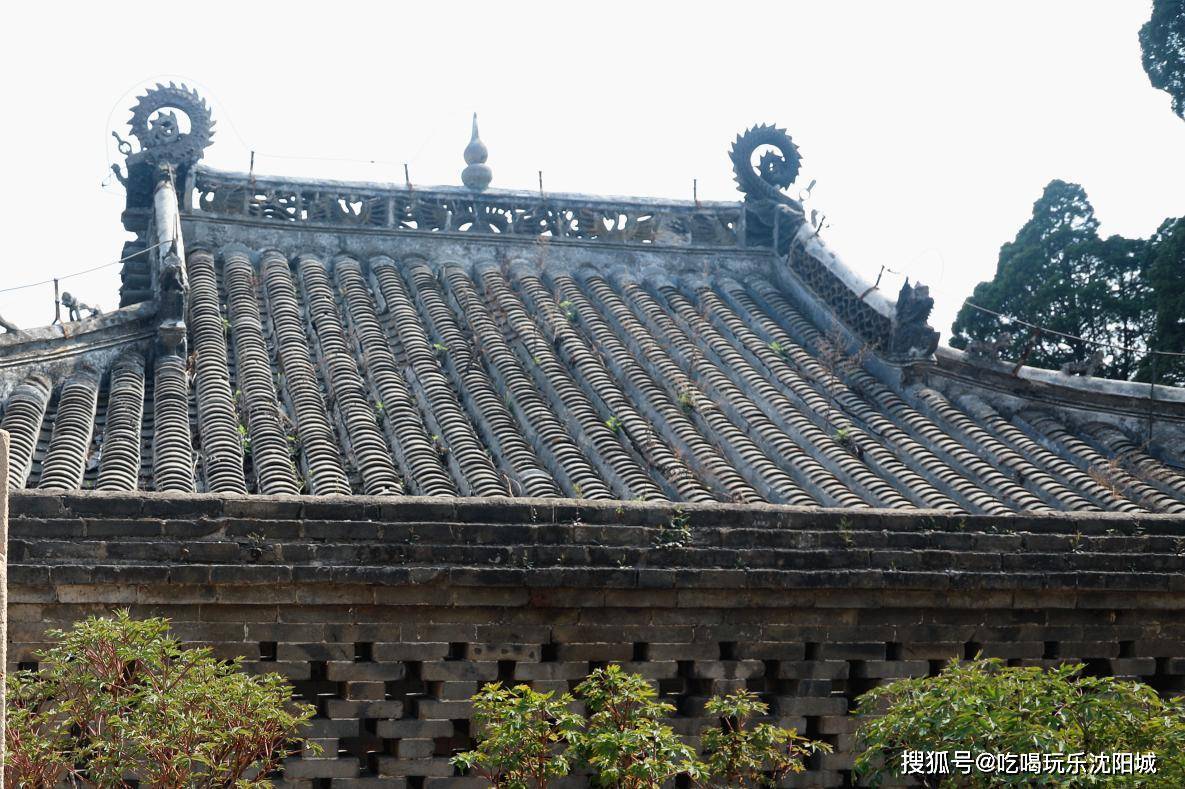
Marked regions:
[728,123,806,251]
[190,170,743,246]
[113,82,216,176]
[141,91,930,354]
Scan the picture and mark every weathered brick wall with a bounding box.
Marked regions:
[8,491,1185,787]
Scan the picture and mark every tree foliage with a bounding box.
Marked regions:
[853,658,1185,788]
[950,180,1183,382]
[1140,0,1185,120]
[5,610,316,788]
[1140,216,1185,384]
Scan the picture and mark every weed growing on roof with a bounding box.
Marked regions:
[838,516,855,547]
[237,422,251,456]
[655,508,692,549]
[605,415,623,434]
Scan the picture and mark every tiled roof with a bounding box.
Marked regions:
[2,231,1184,514]
[2,86,1182,510]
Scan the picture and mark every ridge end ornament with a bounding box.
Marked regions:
[111,82,215,210]
[729,124,806,252]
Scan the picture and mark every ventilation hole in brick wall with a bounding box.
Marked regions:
[928,660,946,675]
[1119,640,1136,658]
[17,662,37,672]
[446,642,466,661]
[1043,641,1059,659]
[847,676,878,701]
[676,660,693,678]
[434,736,454,757]
[762,659,779,692]
[1084,659,1108,677]
[403,661,423,681]
[311,661,328,682]
[659,677,684,696]
[632,642,648,661]
[886,642,902,660]
[719,641,736,660]
[803,715,824,740]
[675,774,694,789]
[355,642,374,662]
[1149,658,1173,694]
[964,641,982,660]
[541,641,558,662]
[804,642,820,660]
[590,660,609,673]
[314,780,333,789]
[407,777,425,789]
[498,660,515,682]
[259,641,277,661]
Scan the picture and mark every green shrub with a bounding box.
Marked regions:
[451,684,583,787]
[853,658,1185,787]
[456,667,831,788]
[573,666,700,788]
[700,689,831,787]
[5,610,316,787]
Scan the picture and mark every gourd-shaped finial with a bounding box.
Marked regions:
[461,113,492,191]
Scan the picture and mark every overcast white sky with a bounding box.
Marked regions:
[1,1,1181,337]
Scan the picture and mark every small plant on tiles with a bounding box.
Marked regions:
[451,684,584,788]
[5,610,317,788]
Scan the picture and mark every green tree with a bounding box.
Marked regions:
[451,683,583,788]
[572,665,701,789]
[699,689,831,787]
[5,610,316,787]
[853,658,1185,787]
[1138,217,1185,384]
[1140,0,1185,120]
[950,180,1158,380]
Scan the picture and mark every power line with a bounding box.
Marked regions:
[961,300,1185,358]
[0,240,169,296]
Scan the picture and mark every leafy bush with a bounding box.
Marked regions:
[451,684,582,787]
[6,610,316,787]
[853,658,1185,787]
[573,665,700,788]
[455,667,830,788]
[700,689,831,787]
